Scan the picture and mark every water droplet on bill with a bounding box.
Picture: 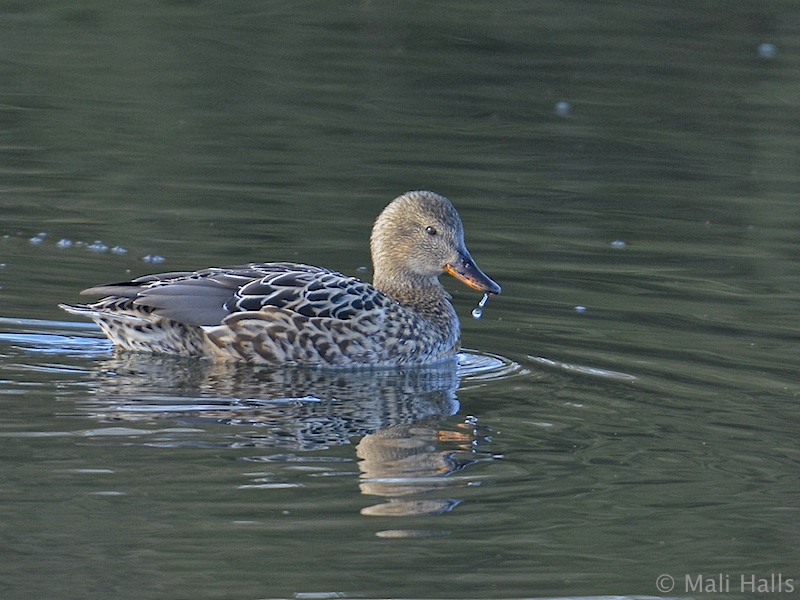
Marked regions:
[472,293,490,319]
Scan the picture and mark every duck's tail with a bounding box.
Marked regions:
[59,301,217,356]
[58,302,150,325]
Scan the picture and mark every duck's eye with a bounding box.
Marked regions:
[425,226,437,236]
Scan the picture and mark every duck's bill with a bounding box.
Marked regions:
[445,253,502,295]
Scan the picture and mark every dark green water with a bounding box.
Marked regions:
[1,2,798,599]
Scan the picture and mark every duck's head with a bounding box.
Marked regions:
[370,191,501,298]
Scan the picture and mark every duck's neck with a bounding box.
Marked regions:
[374,272,455,320]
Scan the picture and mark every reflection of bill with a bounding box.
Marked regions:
[358,420,489,517]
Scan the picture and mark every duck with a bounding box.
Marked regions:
[59,191,501,367]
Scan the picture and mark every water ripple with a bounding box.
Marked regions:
[457,349,523,381]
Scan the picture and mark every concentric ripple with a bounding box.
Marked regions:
[457,349,523,382]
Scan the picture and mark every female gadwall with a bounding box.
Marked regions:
[60,191,501,367]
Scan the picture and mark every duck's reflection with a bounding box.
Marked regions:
[357,421,486,516]
[78,352,491,517]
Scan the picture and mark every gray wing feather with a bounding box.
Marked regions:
[76,262,394,328]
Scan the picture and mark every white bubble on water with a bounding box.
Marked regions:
[758,42,777,59]
[88,240,109,253]
[555,101,572,116]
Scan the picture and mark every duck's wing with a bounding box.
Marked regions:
[79,266,266,326]
[78,262,393,327]
[230,263,390,320]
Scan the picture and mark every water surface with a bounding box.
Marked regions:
[1,1,799,599]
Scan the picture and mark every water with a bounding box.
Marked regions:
[2,1,800,599]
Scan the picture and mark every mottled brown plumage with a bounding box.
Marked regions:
[60,191,500,367]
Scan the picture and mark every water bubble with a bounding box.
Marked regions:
[88,240,109,253]
[57,239,73,249]
[472,293,490,319]
[575,305,587,313]
[29,236,44,246]
[110,246,127,255]
[555,101,572,116]
[610,239,626,249]
[143,254,165,264]
[758,42,777,59]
